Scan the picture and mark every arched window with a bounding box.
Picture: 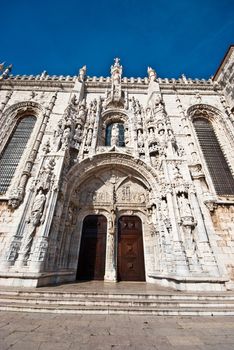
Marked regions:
[193,118,234,195]
[105,122,125,147]
[0,116,36,194]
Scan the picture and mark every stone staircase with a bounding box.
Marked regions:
[1,288,234,315]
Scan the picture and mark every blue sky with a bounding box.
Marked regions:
[2,0,234,78]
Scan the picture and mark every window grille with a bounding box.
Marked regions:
[193,118,234,195]
[0,116,36,194]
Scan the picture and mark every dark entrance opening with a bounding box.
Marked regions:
[118,216,145,281]
[76,215,107,280]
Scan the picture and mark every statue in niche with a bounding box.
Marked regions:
[111,124,119,146]
[70,94,78,106]
[74,124,82,143]
[148,128,155,141]
[77,100,87,124]
[191,152,199,162]
[53,119,63,151]
[160,198,168,220]
[85,129,93,146]
[145,106,153,123]
[160,198,172,233]
[136,114,143,128]
[61,127,72,150]
[179,194,192,218]
[158,128,165,141]
[154,95,165,118]
[131,96,136,111]
[22,189,47,262]
[135,100,141,115]
[30,189,46,227]
[172,138,184,157]
[108,209,116,235]
[173,165,183,184]
[137,130,144,147]
[38,158,55,191]
[88,99,97,125]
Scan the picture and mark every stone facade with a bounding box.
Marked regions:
[0,50,233,291]
[214,45,234,111]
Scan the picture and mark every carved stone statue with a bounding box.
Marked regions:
[111,58,122,85]
[53,119,63,151]
[154,95,165,119]
[145,106,153,123]
[62,127,71,149]
[79,65,86,81]
[137,130,144,147]
[85,129,93,146]
[111,124,119,146]
[30,189,46,227]
[108,209,116,235]
[77,100,87,124]
[38,158,55,191]
[147,67,157,82]
[179,194,192,218]
[74,124,83,143]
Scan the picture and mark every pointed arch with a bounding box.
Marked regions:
[188,104,234,195]
[0,115,36,194]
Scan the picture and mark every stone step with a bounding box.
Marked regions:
[1,296,234,308]
[1,288,234,316]
[1,290,234,301]
[1,302,234,316]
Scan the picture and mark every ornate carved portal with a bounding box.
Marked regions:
[71,166,151,282]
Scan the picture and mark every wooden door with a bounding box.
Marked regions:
[76,215,107,280]
[118,216,145,281]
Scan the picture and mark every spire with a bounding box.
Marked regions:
[111,57,122,85]
[0,64,12,80]
[147,66,157,82]
[105,58,124,108]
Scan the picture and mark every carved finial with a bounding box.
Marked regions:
[114,57,120,66]
[0,62,5,72]
[111,58,122,84]
[40,70,48,79]
[0,64,12,80]
[181,74,187,83]
[147,66,157,82]
[79,65,86,82]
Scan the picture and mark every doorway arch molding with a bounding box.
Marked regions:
[65,152,160,203]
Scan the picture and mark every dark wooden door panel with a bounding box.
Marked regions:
[77,215,107,280]
[118,216,145,281]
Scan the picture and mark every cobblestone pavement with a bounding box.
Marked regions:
[0,311,234,350]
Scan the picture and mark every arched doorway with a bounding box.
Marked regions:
[76,215,107,280]
[118,216,145,281]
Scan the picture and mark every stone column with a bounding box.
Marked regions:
[189,187,208,242]
[89,97,102,157]
[162,160,188,275]
[104,210,117,281]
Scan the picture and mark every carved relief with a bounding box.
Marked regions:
[73,169,149,208]
[0,205,12,224]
